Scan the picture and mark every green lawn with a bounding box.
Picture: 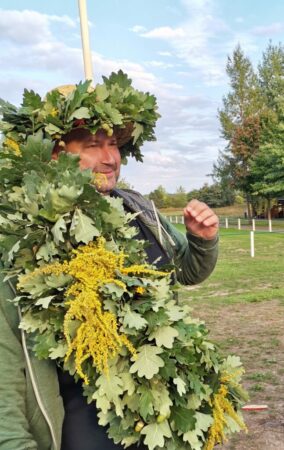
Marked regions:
[175,225,284,305]
[173,226,284,449]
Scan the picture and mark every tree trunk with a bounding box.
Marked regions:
[246,195,252,220]
[267,197,271,220]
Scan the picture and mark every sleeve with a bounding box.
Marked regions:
[158,214,219,285]
[0,273,38,450]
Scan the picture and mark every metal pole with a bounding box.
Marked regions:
[78,0,94,83]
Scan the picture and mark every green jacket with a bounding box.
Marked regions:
[0,190,218,450]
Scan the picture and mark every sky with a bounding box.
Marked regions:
[0,0,284,194]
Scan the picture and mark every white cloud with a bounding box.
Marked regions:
[251,22,284,36]
[135,1,229,86]
[158,51,173,57]
[129,25,147,33]
[0,9,76,45]
[0,7,223,193]
[46,14,76,28]
[144,60,175,69]
[141,26,186,39]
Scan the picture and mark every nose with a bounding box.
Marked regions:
[101,145,116,165]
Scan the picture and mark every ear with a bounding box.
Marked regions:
[52,141,65,160]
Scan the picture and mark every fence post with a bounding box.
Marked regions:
[238,218,241,230]
[250,231,255,258]
[225,218,228,229]
[268,219,272,232]
[181,216,184,225]
[252,219,255,231]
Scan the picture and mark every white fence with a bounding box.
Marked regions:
[168,215,284,233]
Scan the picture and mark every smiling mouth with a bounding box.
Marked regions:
[93,170,115,179]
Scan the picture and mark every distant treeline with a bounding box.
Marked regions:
[147,183,237,209]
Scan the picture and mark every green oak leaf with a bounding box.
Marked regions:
[130,345,164,379]
[120,372,136,396]
[182,430,203,450]
[173,377,187,396]
[96,370,124,400]
[194,412,213,435]
[70,208,100,243]
[49,342,68,359]
[51,216,67,245]
[94,393,111,414]
[35,295,56,309]
[170,406,196,433]
[36,240,58,261]
[137,385,154,421]
[122,304,148,330]
[140,420,172,450]
[68,107,91,120]
[132,123,144,144]
[151,381,173,416]
[149,325,179,349]
[95,84,109,101]
[33,331,57,359]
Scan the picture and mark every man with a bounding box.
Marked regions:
[0,75,218,450]
[51,126,219,450]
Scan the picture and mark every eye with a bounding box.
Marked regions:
[86,142,99,148]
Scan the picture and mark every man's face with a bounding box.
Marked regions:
[60,129,121,194]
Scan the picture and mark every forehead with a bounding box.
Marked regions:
[63,128,117,144]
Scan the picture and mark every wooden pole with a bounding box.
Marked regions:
[250,231,255,258]
[78,0,94,83]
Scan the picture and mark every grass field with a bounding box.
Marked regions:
[175,225,284,449]
[161,203,245,217]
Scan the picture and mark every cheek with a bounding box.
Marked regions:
[114,150,121,168]
[79,152,100,170]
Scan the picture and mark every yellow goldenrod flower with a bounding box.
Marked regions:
[19,238,172,384]
[204,384,247,450]
[122,264,168,277]
[92,173,108,189]
[4,138,21,156]
[50,108,58,117]
[135,286,145,295]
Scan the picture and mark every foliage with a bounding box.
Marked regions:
[116,177,134,190]
[187,183,235,208]
[215,42,284,216]
[0,70,160,162]
[0,136,247,449]
[149,185,170,208]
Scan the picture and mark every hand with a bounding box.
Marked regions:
[183,200,219,240]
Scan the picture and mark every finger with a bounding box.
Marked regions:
[203,215,219,227]
[184,201,208,218]
[194,210,217,224]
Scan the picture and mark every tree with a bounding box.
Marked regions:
[216,45,264,217]
[169,186,187,208]
[187,183,235,208]
[258,42,284,114]
[116,177,133,190]
[249,43,284,217]
[148,185,169,208]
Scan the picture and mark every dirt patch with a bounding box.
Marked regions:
[191,299,284,450]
